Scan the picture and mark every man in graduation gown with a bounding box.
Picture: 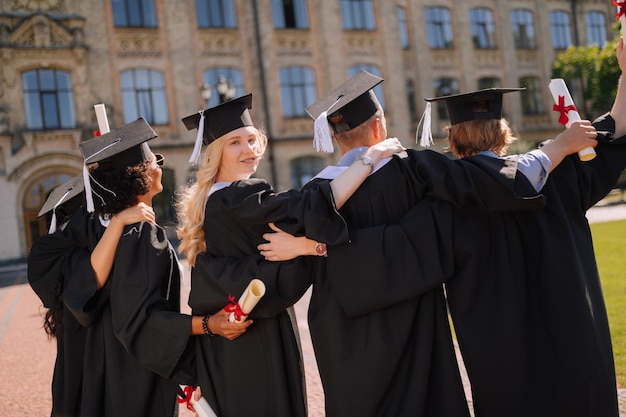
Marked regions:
[323,43,626,417]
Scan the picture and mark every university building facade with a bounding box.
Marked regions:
[0,0,618,263]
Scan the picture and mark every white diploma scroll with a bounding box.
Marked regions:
[228,279,266,323]
[178,385,218,417]
[618,2,626,40]
[548,79,597,161]
[94,103,110,134]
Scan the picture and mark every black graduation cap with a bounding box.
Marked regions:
[306,70,383,153]
[182,94,254,164]
[79,117,157,170]
[38,174,84,233]
[78,117,158,212]
[425,88,525,126]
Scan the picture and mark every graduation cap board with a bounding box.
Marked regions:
[182,94,254,164]
[305,70,383,153]
[79,117,158,212]
[418,87,525,148]
[38,174,84,234]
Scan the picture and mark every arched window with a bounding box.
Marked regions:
[550,10,572,49]
[425,7,453,49]
[348,65,385,109]
[340,0,375,30]
[195,0,237,28]
[202,68,244,107]
[22,69,76,130]
[511,9,536,49]
[519,76,544,115]
[586,11,607,47]
[290,156,326,189]
[120,69,169,125]
[112,0,157,27]
[279,66,316,118]
[470,7,497,49]
[433,77,460,120]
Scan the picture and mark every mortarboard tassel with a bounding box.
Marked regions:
[313,111,335,153]
[48,188,72,234]
[83,164,95,213]
[189,111,205,165]
[416,101,433,148]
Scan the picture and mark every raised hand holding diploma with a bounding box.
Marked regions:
[226,279,266,323]
[178,385,218,417]
[548,79,597,161]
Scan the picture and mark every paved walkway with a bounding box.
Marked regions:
[1,201,624,417]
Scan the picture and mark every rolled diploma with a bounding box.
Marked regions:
[178,385,217,417]
[94,103,110,134]
[621,14,626,40]
[228,278,266,323]
[548,79,596,161]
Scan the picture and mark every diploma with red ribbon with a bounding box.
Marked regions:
[225,278,266,323]
[548,79,597,161]
[614,0,626,39]
[177,385,217,417]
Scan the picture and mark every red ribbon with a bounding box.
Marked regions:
[614,1,626,19]
[177,385,195,411]
[552,95,577,125]
[224,294,247,321]
[93,130,101,137]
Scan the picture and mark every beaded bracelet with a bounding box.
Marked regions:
[202,314,214,336]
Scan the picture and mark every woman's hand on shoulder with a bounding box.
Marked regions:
[367,137,405,160]
[112,202,155,226]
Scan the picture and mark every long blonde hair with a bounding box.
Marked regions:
[446,118,516,158]
[176,127,267,265]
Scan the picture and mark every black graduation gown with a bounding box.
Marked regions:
[27,208,105,417]
[188,179,346,417]
[305,149,547,417]
[64,214,195,417]
[328,115,625,417]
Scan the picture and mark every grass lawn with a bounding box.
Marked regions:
[592,219,626,387]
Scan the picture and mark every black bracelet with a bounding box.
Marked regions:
[202,314,214,336]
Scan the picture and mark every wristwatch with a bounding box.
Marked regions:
[315,242,327,256]
[357,155,374,173]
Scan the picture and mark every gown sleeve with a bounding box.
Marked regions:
[109,221,192,380]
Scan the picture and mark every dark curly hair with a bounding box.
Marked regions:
[88,159,153,218]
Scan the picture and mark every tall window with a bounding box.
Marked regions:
[478,77,500,90]
[112,0,157,27]
[279,66,316,118]
[550,10,572,49]
[341,0,375,30]
[290,156,325,189]
[470,7,497,49]
[22,69,76,130]
[202,68,244,107]
[406,79,417,122]
[120,69,169,125]
[349,65,384,108]
[433,78,459,120]
[511,9,536,49]
[397,6,409,49]
[425,7,453,49]
[586,11,607,46]
[519,76,543,115]
[272,0,309,29]
[196,0,237,28]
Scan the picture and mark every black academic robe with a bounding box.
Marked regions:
[188,179,346,417]
[27,208,104,417]
[329,115,624,417]
[61,212,195,417]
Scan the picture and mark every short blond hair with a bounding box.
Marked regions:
[446,118,516,158]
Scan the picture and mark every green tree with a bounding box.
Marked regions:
[552,38,620,119]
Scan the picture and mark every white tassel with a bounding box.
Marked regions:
[313,111,334,153]
[416,102,433,148]
[83,164,95,213]
[188,111,205,165]
[48,188,72,234]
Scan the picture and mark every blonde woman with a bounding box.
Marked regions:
[177,94,402,417]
